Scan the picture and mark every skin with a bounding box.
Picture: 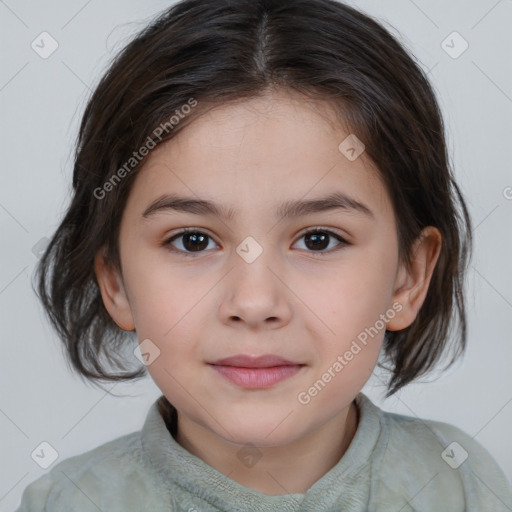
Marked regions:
[95,88,441,495]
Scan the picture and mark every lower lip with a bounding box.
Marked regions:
[209,364,303,388]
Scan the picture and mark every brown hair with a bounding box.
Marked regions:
[33,0,472,397]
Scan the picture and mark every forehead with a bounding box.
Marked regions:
[123,90,393,224]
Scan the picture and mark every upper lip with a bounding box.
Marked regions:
[209,354,302,368]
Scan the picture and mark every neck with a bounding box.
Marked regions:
[173,400,359,496]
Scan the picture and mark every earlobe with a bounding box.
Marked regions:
[386,226,442,331]
[94,249,135,331]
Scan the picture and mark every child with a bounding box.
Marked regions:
[16,0,512,510]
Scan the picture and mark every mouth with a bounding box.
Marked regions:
[207,354,305,389]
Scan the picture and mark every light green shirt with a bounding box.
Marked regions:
[15,392,512,511]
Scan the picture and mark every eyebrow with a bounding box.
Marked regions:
[141,191,374,221]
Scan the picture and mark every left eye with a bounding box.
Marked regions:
[163,228,349,256]
[293,229,349,253]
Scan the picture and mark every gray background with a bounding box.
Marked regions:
[1,0,511,509]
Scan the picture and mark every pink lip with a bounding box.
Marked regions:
[210,365,303,388]
[209,354,299,368]
[208,354,305,389]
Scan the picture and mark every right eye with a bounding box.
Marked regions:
[162,228,220,257]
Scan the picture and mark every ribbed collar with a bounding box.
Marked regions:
[141,392,383,512]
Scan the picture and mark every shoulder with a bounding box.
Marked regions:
[371,405,512,512]
[14,431,171,512]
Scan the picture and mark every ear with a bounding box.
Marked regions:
[94,248,135,331]
[386,226,442,331]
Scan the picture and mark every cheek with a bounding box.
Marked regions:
[298,253,394,377]
[125,255,202,336]
[312,261,394,334]
[299,282,385,409]
[129,271,205,404]
[125,282,204,399]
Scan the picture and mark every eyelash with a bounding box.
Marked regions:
[162,227,350,258]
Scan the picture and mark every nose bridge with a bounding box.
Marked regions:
[218,234,291,327]
[232,233,279,293]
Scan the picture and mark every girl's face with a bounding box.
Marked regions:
[98,89,427,447]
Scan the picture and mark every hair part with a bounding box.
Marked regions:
[33,0,472,397]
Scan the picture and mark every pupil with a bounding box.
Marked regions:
[306,232,328,250]
[184,233,208,251]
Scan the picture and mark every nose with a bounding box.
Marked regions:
[217,244,293,331]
